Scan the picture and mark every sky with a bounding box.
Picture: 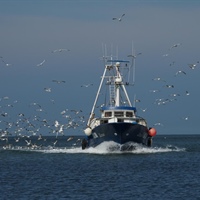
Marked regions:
[0,0,200,136]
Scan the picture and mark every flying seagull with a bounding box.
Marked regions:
[52,49,70,53]
[52,80,66,84]
[81,83,93,88]
[164,85,174,88]
[152,77,166,82]
[153,122,164,126]
[149,89,160,93]
[0,57,12,66]
[185,91,190,96]
[36,59,45,67]
[169,43,182,50]
[44,87,51,92]
[188,61,199,69]
[175,70,186,76]
[112,14,125,21]
[140,108,147,112]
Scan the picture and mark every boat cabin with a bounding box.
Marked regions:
[100,106,137,123]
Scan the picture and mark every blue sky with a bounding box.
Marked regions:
[0,0,200,135]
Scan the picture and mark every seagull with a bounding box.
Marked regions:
[44,87,51,92]
[162,53,169,57]
[25,139,32,146]
[185,91,190,96]
[52,80,66,84]
[169,93,180,97]
[153,122,163,126]
[60,110,67,115]
[38,134,43,140]
[188,61,199,69]
[58,125,64,134]
[149,89,160,93]
[67,136,74,142]
[52,49,70,53]
[53,140,57,146]
[30,102,42,108]
[181,116,189,120]
[1,60,12,67]
[134,99,141,103]
[112,13,125,21]
[127,53,142,58]
[169,43,182,50]
[175,70,186,76]
[81,84,93,87]
[0,57,12,66]
[54,120,59,128]
[36,108,44,112]
[2,96,9,100]
[152,77,166,82]
[140,108,147,112]
[36,59,45,67]
[71,109,82,114]
[164,85,174,88]
[15,138,20,142]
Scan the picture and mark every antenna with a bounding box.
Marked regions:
[133,94,136,107]
[132,41,136,85]
[127,41,136,85]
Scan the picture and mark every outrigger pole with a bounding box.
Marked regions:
[87,66,107,127]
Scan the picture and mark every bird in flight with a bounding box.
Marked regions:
[112,14,125,21]
[164,85,174,88]
[52,80,66,84]
[81,83,93,87]
[188,61,199,69]
[185,91,190,96]
[52,49,70,53]
[36,59,45,67]
[181,116,189,121]
[169,43,182,50]
[149,89,160,93]
[0,56,12,66]
[153,122,163,126]
[169,93,180,97]
[44,87,51,92]
[140,108,147,112]
[152,77,166,82]
[175,70,186,76]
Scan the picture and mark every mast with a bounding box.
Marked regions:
[114,62,132,107]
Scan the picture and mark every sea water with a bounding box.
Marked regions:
[1,135,200,200]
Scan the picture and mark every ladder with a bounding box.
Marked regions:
[109,83,115,106]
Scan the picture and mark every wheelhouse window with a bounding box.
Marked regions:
[105,112,112,117]
[126,112,133,117]
[114,111,124,117]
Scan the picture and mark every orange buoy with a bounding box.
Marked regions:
[148,127,157,137]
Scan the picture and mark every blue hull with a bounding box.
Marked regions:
[82,123,152,150]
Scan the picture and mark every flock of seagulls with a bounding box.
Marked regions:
[0,13,199,149]
[0,46,94,150]
[134,42,199,127]
[0,96,86,149]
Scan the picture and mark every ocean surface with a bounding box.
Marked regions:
[1,134,200,200]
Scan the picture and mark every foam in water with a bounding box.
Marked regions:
[2,141,186,154]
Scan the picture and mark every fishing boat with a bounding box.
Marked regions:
[82,53,156,150]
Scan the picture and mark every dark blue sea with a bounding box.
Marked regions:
[1,135,200,200]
